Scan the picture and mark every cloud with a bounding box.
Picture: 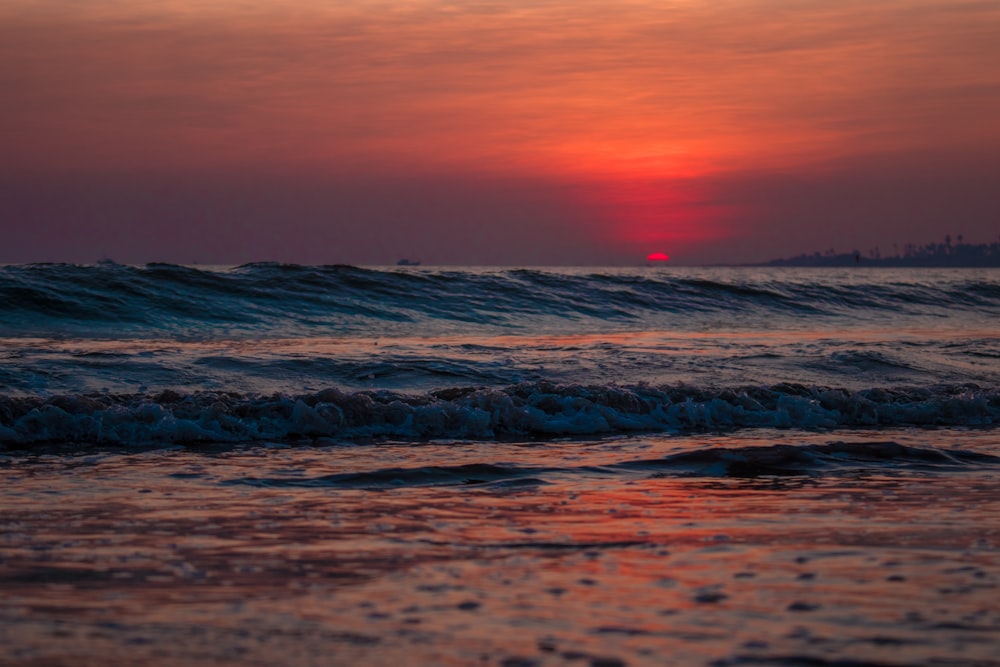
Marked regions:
[5,0,999,171]
[2,1,999,264]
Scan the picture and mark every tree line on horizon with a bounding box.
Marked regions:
[762,235,1000,267]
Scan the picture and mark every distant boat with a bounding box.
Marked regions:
[396,259,421,266]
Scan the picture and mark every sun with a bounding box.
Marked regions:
[646,252,670,262]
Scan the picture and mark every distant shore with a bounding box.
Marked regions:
[758,239,1000,267]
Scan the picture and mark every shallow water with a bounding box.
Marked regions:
[2,428,998,666]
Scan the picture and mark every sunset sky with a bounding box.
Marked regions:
[2,0,998,265]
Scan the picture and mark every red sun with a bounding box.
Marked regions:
[646,252,670,261]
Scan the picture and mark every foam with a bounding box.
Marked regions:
[1,382,997,448]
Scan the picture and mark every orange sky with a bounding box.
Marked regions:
[2,0,999,264]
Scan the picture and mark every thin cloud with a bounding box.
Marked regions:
[2,0,999,263]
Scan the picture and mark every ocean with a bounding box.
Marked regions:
[1,263,998,666]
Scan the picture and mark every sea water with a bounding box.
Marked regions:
[1,264,998,666]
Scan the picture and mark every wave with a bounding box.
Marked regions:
[2,382,997,448]
[2,262,998,338]
[627,440,1000,477]
[230,462,549,489]
[227,441,1000,489]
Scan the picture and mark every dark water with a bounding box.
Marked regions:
[1,264,998,665]
[2,264,998,446]
[3,262,996,339]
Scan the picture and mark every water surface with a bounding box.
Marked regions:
[1,265,998,665]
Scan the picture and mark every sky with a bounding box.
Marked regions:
[1,0,999,266]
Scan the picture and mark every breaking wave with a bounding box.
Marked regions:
[2,382,998,448]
